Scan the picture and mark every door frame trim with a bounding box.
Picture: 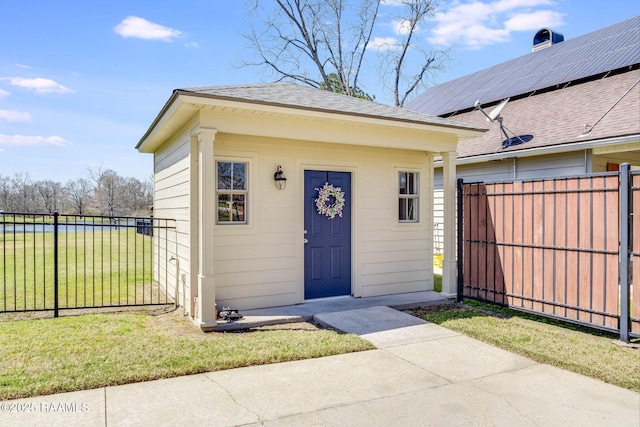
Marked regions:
[298,162,359,302]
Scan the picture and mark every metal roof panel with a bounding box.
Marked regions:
[407,16,640,116]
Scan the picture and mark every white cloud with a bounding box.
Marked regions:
[428,0,564,48]
[368,36,400,51]
[393,19,413,36]
[6,77,74,94]
[184,41,199,48]
[0,89,9,99]
[504,10,564,31]
[494,0,555,12]
[14,63,32,69]
[0,110,31,122]
[114,16,183,41]
[0,134,71,147]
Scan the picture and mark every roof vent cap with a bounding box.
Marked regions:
[532,28,564,52]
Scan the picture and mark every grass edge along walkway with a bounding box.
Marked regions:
[0,311,374,400]
[414,299,640,393]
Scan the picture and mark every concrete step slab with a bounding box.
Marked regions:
[213,291,450,331]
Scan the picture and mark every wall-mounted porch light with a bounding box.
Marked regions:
[274,165,287,190]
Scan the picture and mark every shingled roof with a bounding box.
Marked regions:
[445,69,640,160]
[407,16,640,117]
[177,82,481,131]
[137,81,486,152]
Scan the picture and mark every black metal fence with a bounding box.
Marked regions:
[0,212,177,317]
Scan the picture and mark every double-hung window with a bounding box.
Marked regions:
[398,171,419,222]
[217,161,248,224]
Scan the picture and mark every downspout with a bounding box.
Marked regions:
[584,149,590,173]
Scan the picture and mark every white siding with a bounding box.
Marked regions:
[153,128,193,313]
[592,150,640,172]
[432,150,588,253]
[516,151,587,179]
[434,150,588,190]
[209,134,435,310]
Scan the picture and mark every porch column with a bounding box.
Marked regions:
[196,127,217,330]
[441,151,457,298]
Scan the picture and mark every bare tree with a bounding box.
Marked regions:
[65,178,93,214]
[89,167,125,217]
[35,180,64,214]
[11,173,35,212]
[0,175,12,211]
[0,167,152,216]
[243,0,446,106]
[243,0,380,98]
[87,165,106,194]
[376,0,447,107]
[121,177,153,216]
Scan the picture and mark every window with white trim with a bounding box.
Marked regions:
[398,171,419,222]
[216,161,248,224]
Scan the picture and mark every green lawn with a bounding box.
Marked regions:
[1,229,157,312]
[0,311,374,400]
[414,299,640,392]
[433,273,442,292]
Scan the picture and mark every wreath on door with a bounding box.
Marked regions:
[315,182,345,219]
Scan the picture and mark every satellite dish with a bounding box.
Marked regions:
[487,98,509,121]
[475,98,509,122]
[474,98,530,149]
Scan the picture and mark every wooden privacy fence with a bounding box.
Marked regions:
[458,163,639,342]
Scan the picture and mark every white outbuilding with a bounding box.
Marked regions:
[136,82,484,330]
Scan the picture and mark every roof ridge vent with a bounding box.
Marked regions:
[532,28,564,52]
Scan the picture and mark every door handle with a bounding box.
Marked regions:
[304,238,309,244]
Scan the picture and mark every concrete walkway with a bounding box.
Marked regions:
[2,303,639,426]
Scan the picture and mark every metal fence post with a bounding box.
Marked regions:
[619,163,630,343]
[53,211,59,318]
[457,178,464,303]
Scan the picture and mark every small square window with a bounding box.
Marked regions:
[399,172,419,222]
[217,161,248,224]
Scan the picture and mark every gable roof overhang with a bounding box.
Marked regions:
[136,85,486,154]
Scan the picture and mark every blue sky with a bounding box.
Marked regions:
[0,0,637,183]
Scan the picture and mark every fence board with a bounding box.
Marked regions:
[590,177,605,327]
[632,174,640,334]
[552,179,567,318]
[577,177,591,324]
[542,179,555,316]
[502,182,514,306]
[478,184,488,300]
[485,183,496,303]
[463,184,472,298]
[531,180,544,313]
[565,178,580,321]
[604,176,620,329]
[512,181,524,307]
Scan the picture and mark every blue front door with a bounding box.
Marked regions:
[304,171,352,299]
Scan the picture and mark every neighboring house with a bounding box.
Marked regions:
[407,16,640,250]
[136,82,484,330]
